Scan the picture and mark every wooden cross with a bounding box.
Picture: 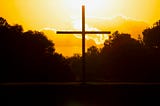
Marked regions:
[57,5,111,83]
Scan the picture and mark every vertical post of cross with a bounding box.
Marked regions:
[82,5,86,83]
[56,4,111,84]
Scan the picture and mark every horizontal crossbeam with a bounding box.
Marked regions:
[57,31,111,34]
[85,31,111,34]
[57,31,82,34]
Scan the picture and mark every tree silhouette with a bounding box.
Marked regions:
[99,31,145,81]
[141,20,160,81]
[87,46,100,56]
[0,17,9,27]
[67,20,160,82]
[0,17,75,82]
[67,54,82,81]
[143,20,160,48]
[85,46,104,81]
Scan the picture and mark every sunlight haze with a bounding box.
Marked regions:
[0,0,160,56]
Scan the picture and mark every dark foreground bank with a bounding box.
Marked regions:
[1,82,160,106]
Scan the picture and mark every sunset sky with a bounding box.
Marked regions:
[0,0,160,56]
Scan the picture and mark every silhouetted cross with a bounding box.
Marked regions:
[57,5,111,83]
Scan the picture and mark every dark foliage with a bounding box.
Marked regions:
[143,20,160,48]
[69,21,160,82]
[0,17,75,82]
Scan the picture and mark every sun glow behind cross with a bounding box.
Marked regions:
[71,0,109,45]
[80,0,102,6]
[72,19,109,45]
[65,0,112,17]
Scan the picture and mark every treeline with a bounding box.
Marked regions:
[0,17,160,82]
[68,20,160,82]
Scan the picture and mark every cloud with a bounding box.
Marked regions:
[39,27,57,33]
[84,15,149,39]
[40,15,149,46]
[40,15,149,56]
[72,19,109,45]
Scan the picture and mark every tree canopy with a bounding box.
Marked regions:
[0,17,75,82]
[143,20,160,48]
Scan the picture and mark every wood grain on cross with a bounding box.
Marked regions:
[57,5,111,83]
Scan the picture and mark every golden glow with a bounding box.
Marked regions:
[68,0,108,15]
[72,19,109,45]
[0,0,160,56]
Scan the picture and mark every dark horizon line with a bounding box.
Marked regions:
[1,82,160,86]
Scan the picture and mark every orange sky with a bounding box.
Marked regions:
[0,0,160,56]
